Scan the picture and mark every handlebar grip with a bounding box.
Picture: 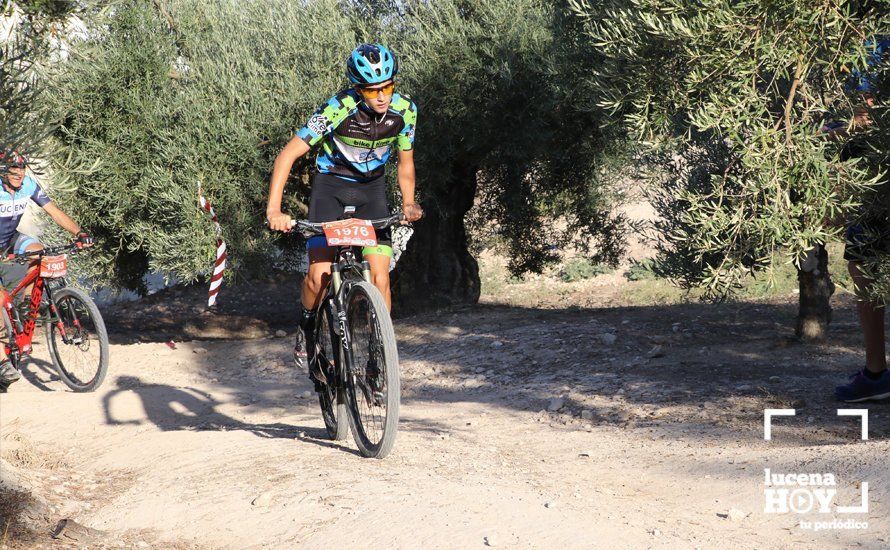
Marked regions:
[264,218,298,231]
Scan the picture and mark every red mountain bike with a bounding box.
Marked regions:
[1,241,109,392]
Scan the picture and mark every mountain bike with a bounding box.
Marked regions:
[287,210,404,458]
[0,241,109,392]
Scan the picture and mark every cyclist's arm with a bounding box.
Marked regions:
[397,149,422,222]
[266,136,311,231]
[393,96,420,222]
[41,202,82,234]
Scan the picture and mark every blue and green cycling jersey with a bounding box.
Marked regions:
[296,89,417,182]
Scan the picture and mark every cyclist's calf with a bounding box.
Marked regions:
[364,252,392,310]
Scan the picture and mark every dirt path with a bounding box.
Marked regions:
[2,284,890,548]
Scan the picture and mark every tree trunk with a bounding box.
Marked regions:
[796,244,834,340]
[392,161,480,314]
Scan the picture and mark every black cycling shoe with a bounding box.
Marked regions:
[296,329,326,388]
[293,329,308,371]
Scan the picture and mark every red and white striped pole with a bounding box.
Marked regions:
[198,187,226,307]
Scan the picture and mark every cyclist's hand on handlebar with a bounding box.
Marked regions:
[76,231,94,248]
[267,210,294,232]
[402,203,423,223]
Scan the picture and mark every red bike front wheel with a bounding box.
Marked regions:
[45,287,109,392]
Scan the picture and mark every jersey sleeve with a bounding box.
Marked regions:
[27,176,51,207]
[296,91,357,147]
[397,99,418,151]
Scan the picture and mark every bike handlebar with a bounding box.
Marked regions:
[4,241,84,264]
[291,213,406,236]
[265,213,409,237]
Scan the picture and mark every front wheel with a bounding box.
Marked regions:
[343,281,400,458]
[45,286,109,392]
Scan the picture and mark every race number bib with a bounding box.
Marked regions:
[322,219,377,247]
[40,255,68,278]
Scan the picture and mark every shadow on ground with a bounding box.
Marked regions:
[160,291,890,446]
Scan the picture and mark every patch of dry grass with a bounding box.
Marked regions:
[1,433,69,471]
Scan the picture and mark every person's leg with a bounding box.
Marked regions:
[360,245,393,399]
[0,237,40,391]
[355,175,393,309]
[849,260,886,374]
[836,259,890,402]
[302,246,335,311]
[295,244,336,384]
[0,244,10,370]
[296,173,342,380]
[21,241,44,299]
[0,301,17,387]
[364,250,392,310]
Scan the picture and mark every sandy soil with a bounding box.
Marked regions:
[1,267,889,549]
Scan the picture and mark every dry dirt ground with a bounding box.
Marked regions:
[1,270,889,549]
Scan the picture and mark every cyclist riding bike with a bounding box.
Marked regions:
[265,43,423,387]
[0,149,93,392]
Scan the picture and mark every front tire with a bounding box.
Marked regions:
[45,287,109,392]
[343,281,400,458]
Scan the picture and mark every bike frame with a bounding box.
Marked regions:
[324,246,373,384]
[1,261,64,360]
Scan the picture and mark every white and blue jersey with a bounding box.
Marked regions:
[0,175,51,252]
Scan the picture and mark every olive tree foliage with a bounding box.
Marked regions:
[47,0,624,309]
[2,0,80,43]
[3,0,76,21]
[1,0,87,174]
[0,38,44,177]
[387,0,624,310]
[570,0,888,297]
[47,0,357,291]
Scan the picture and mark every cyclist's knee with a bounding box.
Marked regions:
[24,242,43,267]
[25,243,43,260]
[372,271,389,292]
[304,273,326,295]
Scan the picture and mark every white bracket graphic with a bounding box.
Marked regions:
[837,409,869,441]
[838,482,869,514]
[764,409,796,441]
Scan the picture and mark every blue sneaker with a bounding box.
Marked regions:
[835,369,890,402]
